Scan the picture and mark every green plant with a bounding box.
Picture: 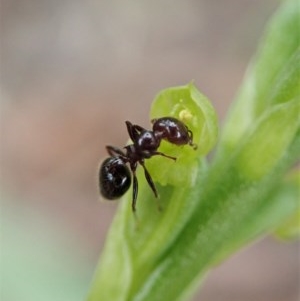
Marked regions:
[87,1,300,300]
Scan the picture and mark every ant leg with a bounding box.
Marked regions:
[140,161,158,197]
[132,124,147,132]
[125,121,141,142]
[140,161,162,211]
[130,171,140,225]
[132,171,138,212]
[129,162,138,212]
[187,130,198,150]
[153,151,177,161]
[106,145,126,157]
[125,121,149,142]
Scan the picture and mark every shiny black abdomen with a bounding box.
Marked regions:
[99,157,131,199]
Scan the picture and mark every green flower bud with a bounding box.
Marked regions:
[235,98,300,180]
[146,83,218,186]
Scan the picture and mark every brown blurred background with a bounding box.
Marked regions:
[1,1,299,300]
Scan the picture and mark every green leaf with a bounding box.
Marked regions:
[268,48,300,105]
[274,170,300,240]
[234,98,300,180]
[220,0,300,155]
[275,211,300,240]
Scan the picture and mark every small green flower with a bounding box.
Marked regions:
[147,83,218,187]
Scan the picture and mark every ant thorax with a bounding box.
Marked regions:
[136,131,161,157]
[125,130,161,160]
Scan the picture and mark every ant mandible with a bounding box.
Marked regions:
[99,116,197,212]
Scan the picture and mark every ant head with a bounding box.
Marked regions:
[152,117,197,148]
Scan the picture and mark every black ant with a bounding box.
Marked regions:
[99,116,197,212]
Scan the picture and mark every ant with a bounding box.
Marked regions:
[99,116,197,212]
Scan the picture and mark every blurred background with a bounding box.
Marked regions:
[1,0,299,300]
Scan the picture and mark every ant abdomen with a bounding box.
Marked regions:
[99,157,131,199]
